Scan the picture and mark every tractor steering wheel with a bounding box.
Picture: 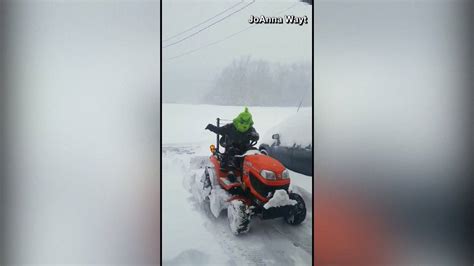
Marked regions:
[249,140,257,147]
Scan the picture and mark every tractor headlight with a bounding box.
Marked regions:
[260,170,276,180]
[281,169,290,179]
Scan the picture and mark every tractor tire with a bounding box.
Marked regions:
[227,199,250,235]
[285,192,306,225]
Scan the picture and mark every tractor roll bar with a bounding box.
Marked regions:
[216,118,220,153]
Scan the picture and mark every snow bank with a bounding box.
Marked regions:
[162,103,299,146]
[261,107,312,148]
[263,190,297,209]
[162,152,228,263]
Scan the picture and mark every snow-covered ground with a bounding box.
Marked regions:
[162,103,312,265]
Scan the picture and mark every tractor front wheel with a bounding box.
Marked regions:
[285,192,306,225]
[227,199,250,235]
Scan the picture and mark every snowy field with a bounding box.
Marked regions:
[162,103,313,265]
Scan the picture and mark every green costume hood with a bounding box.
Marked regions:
[233,107,254,133]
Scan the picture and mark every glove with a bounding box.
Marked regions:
[249,132,259,141]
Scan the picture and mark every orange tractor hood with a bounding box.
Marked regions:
[244,154,286,176]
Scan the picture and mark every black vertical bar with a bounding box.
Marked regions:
[311,0,314,265]
[0,1,7,264]
[216,118,220,153]
[159,0,163,264]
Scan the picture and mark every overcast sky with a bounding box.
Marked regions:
[162,0,312,103]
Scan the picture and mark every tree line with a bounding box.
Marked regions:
[203,56,311,107]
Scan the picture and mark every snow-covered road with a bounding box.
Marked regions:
[162,104,312,265]
[162,145,312,265]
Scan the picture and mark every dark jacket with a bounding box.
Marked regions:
[206,123,259,153]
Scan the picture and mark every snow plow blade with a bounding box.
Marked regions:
[261,205,291,220]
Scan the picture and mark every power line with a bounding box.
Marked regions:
[162,0,255,49]
[164,2,301,61]
[166,25,254,60]
[163,1,244,43]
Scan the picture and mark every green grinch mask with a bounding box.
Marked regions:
[233,107,254,133]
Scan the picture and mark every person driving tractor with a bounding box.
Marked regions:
[205,107,259,174]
